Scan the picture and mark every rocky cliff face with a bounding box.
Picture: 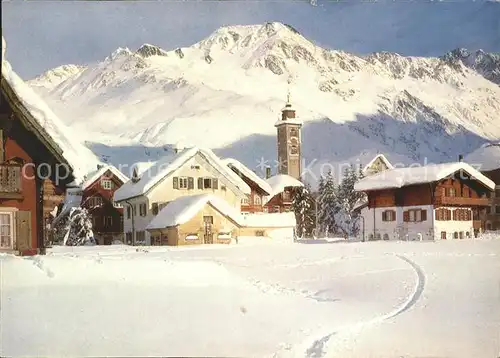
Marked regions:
[28,22,500,175]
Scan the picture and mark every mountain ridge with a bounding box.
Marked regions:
[28,22,500,181]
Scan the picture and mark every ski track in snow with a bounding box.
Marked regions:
[278,253,427,358]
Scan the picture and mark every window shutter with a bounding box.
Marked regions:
[381,211,386,222]
[421,209,427,221]
[403,211,409,222]
[453,210,457,221]
[198,177,203,189]
[152,203,159,215]
[0,129,3,162]
[391,210,396,221]
[212,178,218,190]
[173,177,179,189]
[188,177,194,189]
[15,211,32,251]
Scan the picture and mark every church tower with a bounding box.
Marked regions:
[275,93,302,180]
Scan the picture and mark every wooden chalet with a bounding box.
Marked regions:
[1,58,76,254]
[263,174,303,213]
[354,161,494,241]
[223,158,272,213]
[80,165,128,245]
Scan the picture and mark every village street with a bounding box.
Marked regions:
[1,238,499,358]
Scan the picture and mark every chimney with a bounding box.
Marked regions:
[266,166,272,179]
[458,154,463,162]
[131,167,140,183]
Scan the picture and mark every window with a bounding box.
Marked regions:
[454,232,459,239]
[87,196,103,208]
[101,179,113,190]
[185,233,198,240]
[221,185,226,191]
[174,176,193,189]
[112,200,122,208]
[496,206,500,215]
[404,209,426,222]
[382,210,396,222]
[255,230,265,237]
[139,203,147,217]
[198,177,218,190]
[290,128,298,137]
[103,216,113,227]
[496,189,500,197]
[383,234,390,241]
[152,203,159,216]
[254,196,262,206]
[126,206,131,219]
[241,197,250,205]
[273,206,281,213]
[447,188,456,197]
[282,191,291,201]
[485,206,492,214]
[0,165,21,193]
[441,231,447,240]
[0,213,13,249]
[125,232,133,245]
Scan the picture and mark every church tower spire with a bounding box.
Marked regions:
[275,91,303,180]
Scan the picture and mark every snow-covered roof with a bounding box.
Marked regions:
[274,118,303,127]
[354,162,495,192]
[465,143,500,172]
[240,212,296,228]
[81,165,129,191]
[51,187,83,226]
[222,158,272,195]
[114,147,251,202]
[146,194,296,230]
[362,153,394,174]
[146,194,242,229]
[1,43,99,183]
[264,174,304,202]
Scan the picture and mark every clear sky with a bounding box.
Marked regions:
[2,0,499,79]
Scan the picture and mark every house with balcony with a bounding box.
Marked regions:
[354,161,494,241]
[0,42,81,254]
[465,142,500,232]
[113,146,251,245]
[79,164,129,244]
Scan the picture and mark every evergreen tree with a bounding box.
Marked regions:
[292,183,315,238]
[335,165,365,238]
[316,170,338,237]
[53,207,95,246]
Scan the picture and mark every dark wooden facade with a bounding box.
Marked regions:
[264,187,294,213]
[367,177,491,209]
[480,168,500,231]
[0,89,74,255]
[238,174,268,213]
[81,169,124,244]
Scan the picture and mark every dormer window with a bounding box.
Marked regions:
[101,179,113,190]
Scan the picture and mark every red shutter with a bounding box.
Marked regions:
[403,211,409,222]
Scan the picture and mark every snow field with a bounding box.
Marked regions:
[1,239,500,357]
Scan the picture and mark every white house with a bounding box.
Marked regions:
[113,147,251,245]
[354,161,495,241]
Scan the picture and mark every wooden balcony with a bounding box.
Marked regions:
[435,196,490,207]
[0,165,22,199]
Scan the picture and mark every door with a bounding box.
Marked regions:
[203,216,213,244]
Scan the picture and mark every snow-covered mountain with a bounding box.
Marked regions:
[29,22,500,182]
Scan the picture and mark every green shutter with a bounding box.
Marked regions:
[212,178,218,190]
[188,177,194,189]
[198,177,203,189]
